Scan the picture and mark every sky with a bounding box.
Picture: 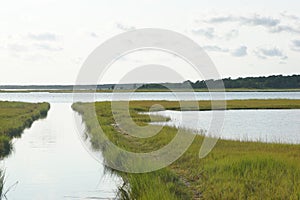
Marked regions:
[0,0,300,84]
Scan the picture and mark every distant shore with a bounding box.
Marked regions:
[1,88,300,93]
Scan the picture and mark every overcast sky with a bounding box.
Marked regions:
[1,0,300,84]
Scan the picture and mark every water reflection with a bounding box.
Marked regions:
[0,92,299,198]
[150,109,300,144]
[2,103,121,200]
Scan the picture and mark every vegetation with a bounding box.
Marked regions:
[72,99,300,199]
[125,99,300,111]
[141,74,300,90]
[221,74,299,89]
[0,101,50,196]
[0,101,50,158]
[1,75,299,93]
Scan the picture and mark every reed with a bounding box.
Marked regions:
[0,101,50,157]
[72,99,300,199]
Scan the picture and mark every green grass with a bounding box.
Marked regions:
[72,99,300,200]
[0,101,50,157]
[128,99,300,110]
[0,101,50,196]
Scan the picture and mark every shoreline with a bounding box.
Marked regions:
[0,101,51,158]
[72,99,300,199]
[1,88,300,93]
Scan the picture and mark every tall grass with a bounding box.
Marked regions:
[0,101,50,196]
[0,101,50,158]
[72,99,300,199]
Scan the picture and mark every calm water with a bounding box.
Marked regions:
[150,109,300,144]
[1,104,122,200]
[0,92,299,198]
[0,91,299,103]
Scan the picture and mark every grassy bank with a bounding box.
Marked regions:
[0,101,50,158]
[72,99,300,199]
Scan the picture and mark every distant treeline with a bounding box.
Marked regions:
[140,75,300,89]
[0,75,299,90]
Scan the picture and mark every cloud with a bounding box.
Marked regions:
[269,25,300,34]
[254,46,287,60]
[279,61,287,65]
[116,23,136,31]
[28,32,58,41]
[225,29,239,40]
[7,44,28,52]
[89,32,98,38]
[203,15,235,23]
[191,27,216,39]
[3,40,62,55]
[240,15,280,27]
[34,43,63,51]
[202,45,229,52]
[204,14,280,28]
[280,12,300,21]
[192,27,238,40]
[203,44,248,58]
[231,45,247,57]
[199,13,300,35]
[291,39,300,51]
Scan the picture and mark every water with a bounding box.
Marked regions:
[0,92,299,198]
[149,109,300,144]
[1,104,122,200]
[0,91,299,103]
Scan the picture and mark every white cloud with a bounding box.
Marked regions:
[269,25,300,34]
[231,45,247,57]
[203,45,247,57]
[202,45,229,52]
[254,46,287,60]
[116,22,136,31]
[191,27,238,40]
[34,43,63,51]
[28,32,58,41]
[7,43,28,52]
[291,40,300,51]
[89,32,99,38]
[203,14,280,28]
[225,29,239,40]
[280,11,300,21]
[191,27,216,39]
[198,12,300,35]
[240,15,280,27]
